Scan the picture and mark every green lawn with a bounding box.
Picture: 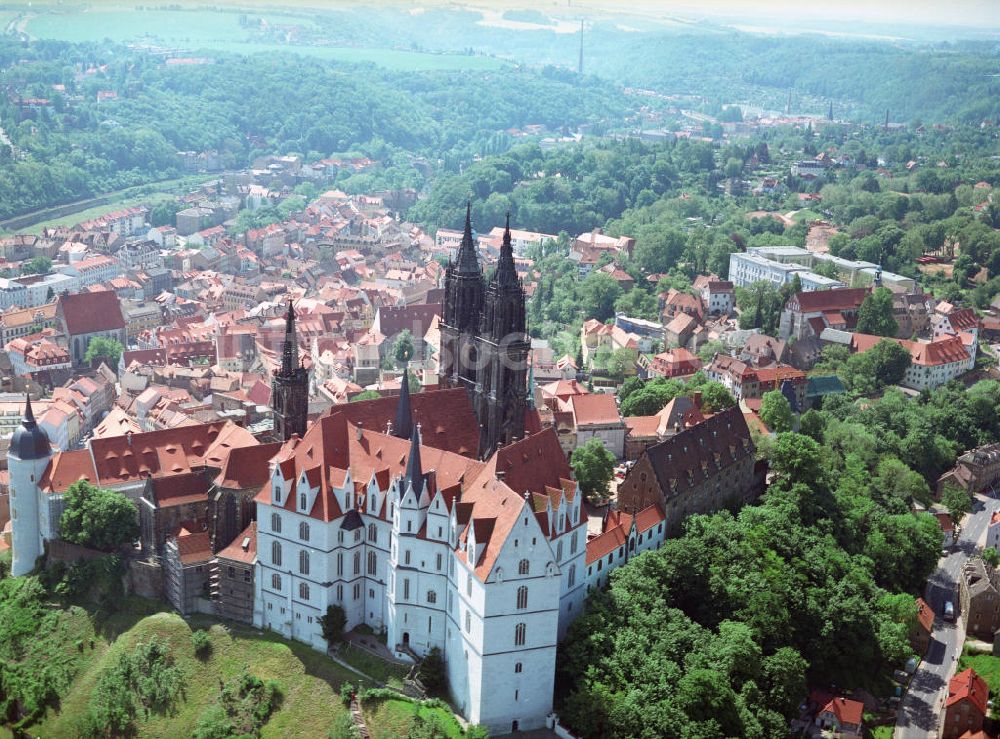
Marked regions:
[363,697,464,739]
[26,9,506,71]
[30,611,369,738]
[338,643,409,689]
[871,725,894,739]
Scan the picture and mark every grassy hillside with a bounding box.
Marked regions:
[30,609,367,738]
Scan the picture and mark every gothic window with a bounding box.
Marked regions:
[570,531,578,554]
[435,553,442,571]
[367,550,377,575]
[299,493,306,511]
[336,552,343,576]
[368,523,377,542]
[271,513,281,533]
[569,564,576,588]
[518,559,530,576]
[299,582,309,600]
[514,622,526,646]
[465,610,471,633]
[299,521,309,541]
[404,578,410,600]
[557,540,563,561]
[516,586,528,610]
[272,541,282,566]
[466,574,472,596]
[271,573,280,590]
[514,662,523,674]
[427,590,437,604]
[299,550,309,575]
[353,551,361,575]
[405,549,411,565]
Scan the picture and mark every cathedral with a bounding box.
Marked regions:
[438,206,530,458]
[270,301,309,442]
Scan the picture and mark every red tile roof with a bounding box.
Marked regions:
[819,696,863,726]
[481,428,573,498]
[216,442,282,489]
[915,597,934,633]
[58,290,125,335]
[791,287,868,313]
[570,393,621,427]
[174,530,212,565]
[40,449,98,493]
[947,668,989,716]
[910,336,969,366]
[217,521,257,564]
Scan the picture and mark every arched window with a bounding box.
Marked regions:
[299,493,306,511]
[368,523,377,542]
[514,662,523,674]
[570,531,578,554]
[272,541,282,566]
[299,521,310,541]
[427,590,437,604]
[514,622,526,646]
[516,585,528,610]
[518,559,530,576]
[271,573,281,590]
[299,582,310,600]
[271,512,281,533]
[299,549,310,575]
[367,550,377,575]
[353,551,361,575]
[465,610,471,633]
[568,564,576,588]
[557,540,563,561]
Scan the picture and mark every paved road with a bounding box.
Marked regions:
[895,494,1000,738]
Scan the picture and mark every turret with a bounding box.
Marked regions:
[393,367,413,440]
[9,394,53,577]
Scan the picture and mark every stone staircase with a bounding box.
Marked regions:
[349,696,371,739]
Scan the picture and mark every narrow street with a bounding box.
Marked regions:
[895,494,1000,738]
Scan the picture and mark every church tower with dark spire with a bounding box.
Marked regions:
[271,300,309,441]
[438,203,485,397]
[474,214,529,457]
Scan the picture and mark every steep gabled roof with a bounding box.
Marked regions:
[947,668,989,716]
[58,290,125,334]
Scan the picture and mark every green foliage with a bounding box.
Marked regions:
[856,287,899,337]
[842,339,911,394]
[319,604,348,646]
[22,256,52,275]
[759,390,793,433]
[417,646,447,696]
[191,629,212,660]
[392,330,415,365]
[571,438,616,497]
[983,549,1000,568]
[579,272,623,323]
[83,636,184,737]
[59,480,138,552]
[735,281,784,335]
[942,484,972,527]
[193,668,280,739]
[329,712,361,739]
[83,337,124,368]
[339,681,354,707]
[351,390,383,402]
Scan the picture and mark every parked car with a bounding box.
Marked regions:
[944,600,956,622]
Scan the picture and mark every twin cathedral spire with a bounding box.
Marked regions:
[439,205,529,458]
[270,204,529,458]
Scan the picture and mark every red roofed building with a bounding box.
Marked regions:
[817,696,864,738]
[647,348,702,379]
[211,521,257,624]
[779,287,869,340]
[164,526,212,615]
[56,290,127,366]
[569,393,625,459]
[849,334,971,391]
[585,504,665,590]
[910,596,935,655]
[944,668,989,739]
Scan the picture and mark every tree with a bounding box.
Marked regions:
[856,287,898,337]
[579,272,623,323]
[842,339,911,394]
[571,437,616,497]
[351,390,382,402]
[21,256,52,275]
[60,480,138,551]
[319,604,347,645]
[983,548,1000,568]
[84,336,124,368]
[941,484,972,529]
[392,330,414,365]
[698,381,737,413]
[759,391,793,433]
[418,646,447,695]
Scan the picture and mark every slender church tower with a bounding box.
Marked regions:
[474,215,530,457]
[271,301,309,441]
[438,204,485,397]
[9,394,53,577]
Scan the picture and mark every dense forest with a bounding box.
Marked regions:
[0,37,634,220]
[557,380,1000,738]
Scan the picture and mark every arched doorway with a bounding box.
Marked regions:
[511,720,519,732]
[402,632,409,646]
